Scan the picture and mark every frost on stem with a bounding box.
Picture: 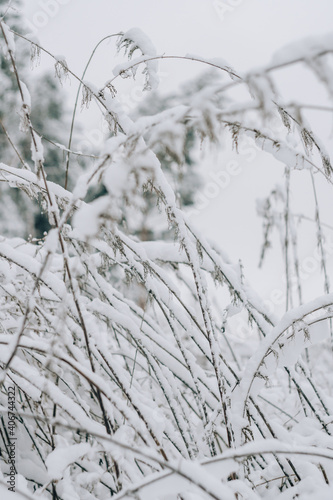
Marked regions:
[81,84,93,109]
[277,106,292,133]
[55,56,69,85]
[228,122,241,152]
[30,41,41,69]
[105,110,121,134]
[105,82,117,97]
[300,128,314,155]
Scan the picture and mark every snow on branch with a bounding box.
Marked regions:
[1,18,333,500]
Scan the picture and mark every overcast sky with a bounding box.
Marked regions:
[18,0,333,311]
[21,0,333,86]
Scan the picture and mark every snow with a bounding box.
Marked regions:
[0,164,73,226]
[72,195,110,239]
[271,32,333,67]
[113,55,153,79]
[115,28,159,90]
[103,160,130,195]
[118,28,157,59]
[232,292,333,419]
[2,10,333,500]
[30,134,45,168]
[246,130,307,171]
[20,81,31,109]
[44,228,59,254]
[46,440,93,480]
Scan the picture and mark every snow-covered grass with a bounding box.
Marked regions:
[1,17,333,500]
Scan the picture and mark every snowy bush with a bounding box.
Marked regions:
[1,11,333,500]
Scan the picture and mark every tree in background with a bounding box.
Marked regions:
[130,77,208,241]
[0,0,82,238]
[1,9,333,500]
[87,73,209,243]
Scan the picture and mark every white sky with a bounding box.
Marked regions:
[21,0,333,87]
[18,0,333,313]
